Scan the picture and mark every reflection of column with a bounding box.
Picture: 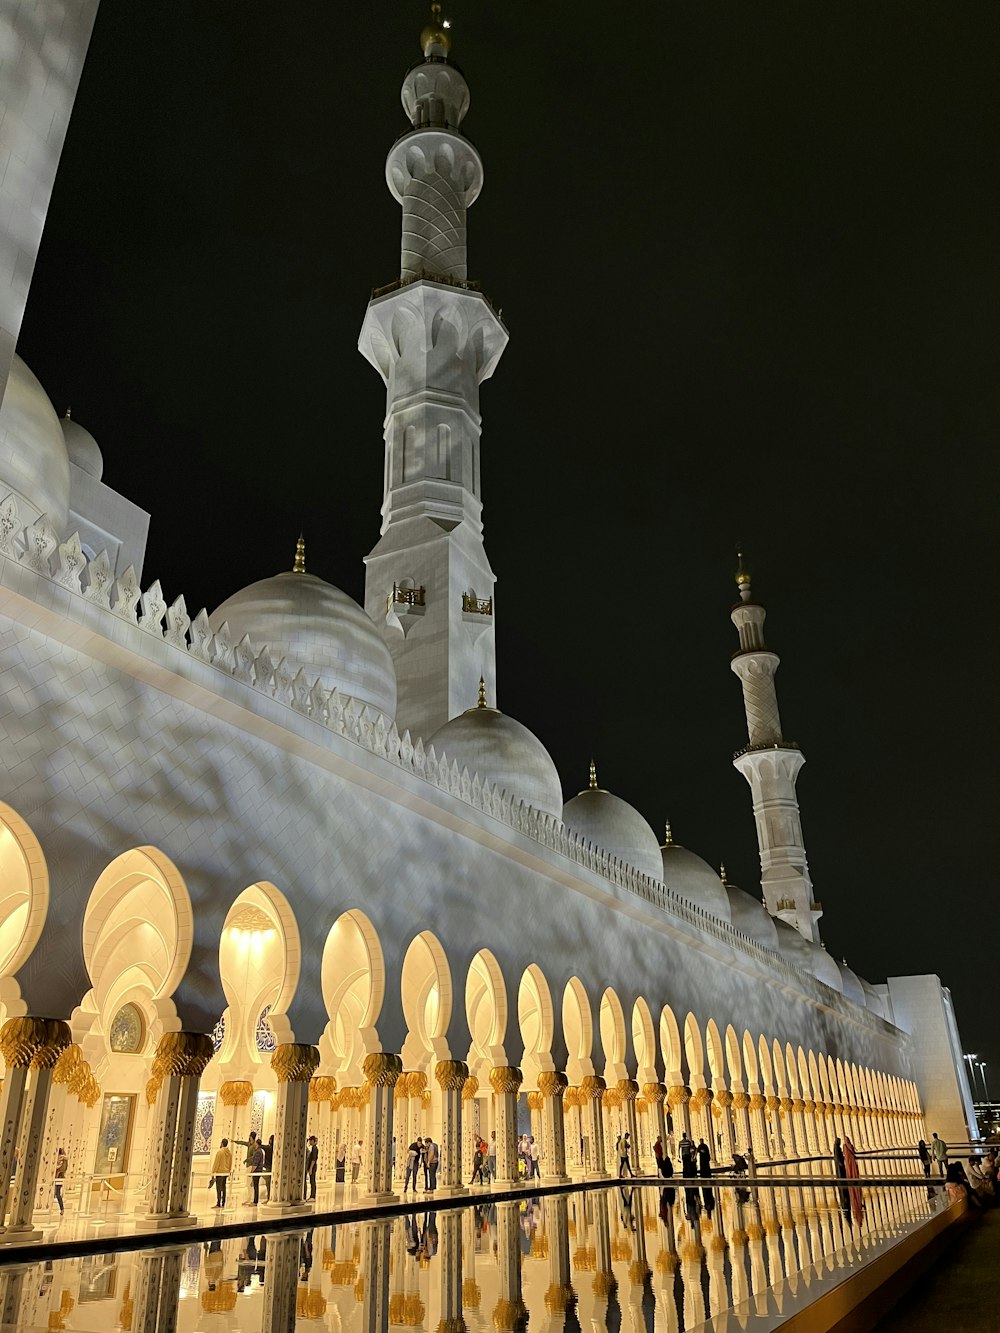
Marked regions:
[261,1230,303,1333]
[359,1218,392,1333]
[617,1080,640,1173]
[544,1193,574,1320]
[539,1071,569,1182]
[263,1042,320,1214]
[434,1060,469,1194]
[138,1032,215,1231]
[490,1067,522,1183]
[437,1208,464,1332]
[493,1200,527,1330]
[0,1017,71,1242]
[591,1188,614,1294]
[362,1052,402,1200]
[129,1247,184,1333]
[580,1076,608,1178]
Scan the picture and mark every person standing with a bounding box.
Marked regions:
[618,1133,633,1178]
[930,1133,948,1177]
[529,1136,541,1180]
[917,1139,931,1177]
[54,1147,68,1215]
[263,1134,275,1202]
[833,1136,846,1176]
[248,1138,265,1205]
[696,1138,712,1178]
[351,1140,363,1184]
[425,1137,438,1191]
[679,1132,695,1177]
[335,1141,347,1183]
[488,1131,497,1183]
[470,1139,486,1185]
[305,1135,319,1199]
[211,1138,232,1209]
[404,1139,421,1192]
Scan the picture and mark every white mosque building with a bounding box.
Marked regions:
[0,4,976,1239]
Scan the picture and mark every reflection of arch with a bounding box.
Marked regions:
[518,964,554,1059]
[683,1013,705,1085]
[0,802,48,982]
[401,931,452,1064]
[631,998,657,1079]
[742,1031,759,1085]
[219,882,301,1061]
[600,989,627,1069]
[82,847,193,1036]
[660,1006,682,1076]
[562,978,594,1076]
[465,949,508,1068]
[705,1021,724,1083]
[725,1025,742,1085]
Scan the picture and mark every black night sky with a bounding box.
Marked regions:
[17,5,999,1089]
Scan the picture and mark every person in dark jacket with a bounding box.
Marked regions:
[696,1138,712,1178]
[305,1135,319,1199]
[248,1140,265,1205]
[263,1134,275,1201]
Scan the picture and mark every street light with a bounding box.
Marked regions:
[978,1061,990,1108]
[964,1052,979,1095]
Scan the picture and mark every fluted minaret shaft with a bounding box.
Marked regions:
[729,559,821,944]
[360,14,508,741]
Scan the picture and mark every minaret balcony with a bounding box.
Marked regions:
[462,593,492,616]
[732,739,800,761]
[385,582,426,637]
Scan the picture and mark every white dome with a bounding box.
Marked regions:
[210,564,396,721]
[660,832,731,923]
[429,700,562,820]
[563,768,663,883]
[838,962,866,1007]
[774,920,844,992]
[724,883,779,950]
[61,413,104,480]
[0,353,70,531]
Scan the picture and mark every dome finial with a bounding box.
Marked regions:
[664,819,673,846]
[420,1,452,56]
[735,548,752,602]
[719,862,728,885]
[588,759,598,790]
[477,675,487,709]
[293,534,306,574]
[63,405,71,420]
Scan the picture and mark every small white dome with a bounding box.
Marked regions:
[838,962,866,1007]
[660,829,731,923]
[429,697,562,820]
[0,353,70,531]
[861,979,889,1021]
[774,920,844,992]
[563,766,663,883]
[61,412,104,480]
[724,882,779,950]
[210,557,396,721]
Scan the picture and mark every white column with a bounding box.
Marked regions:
[1,1020,71,1242]
[262,1043,319,1216]
[489,1066,522,1184]
[362,1052,402,1201]
[434,1060,468,1196]
[581,1075,608,1178]
[539,1072,569,1183]
[137,1031,215,1232]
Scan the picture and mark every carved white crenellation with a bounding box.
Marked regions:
[139,579,167,634]
[0,498,885,1026]
[55,532,85,592]
[23,516,58,574]
[0,494,19,555]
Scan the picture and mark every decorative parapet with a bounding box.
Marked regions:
[0,495,889,1037]
[386,582,425,612]
[462,593,492,615]
[732,739,800,761]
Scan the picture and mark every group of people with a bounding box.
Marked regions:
[210,1130,323,1208]
[403,1136,440,1192]
[917,1134,1000,1211]
[649,1132,714,1180]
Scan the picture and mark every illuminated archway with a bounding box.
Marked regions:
[401,930,452,1068]
[321,908,385,1081]
[465,948,508,1074]
[562,977,595,1083]
[218,881,301,1070]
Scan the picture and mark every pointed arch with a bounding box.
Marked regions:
[219,881,302,1060]
[684,1013,705,1085]
[705,1020,725,1083]
[660,1005,682,1077]
[401,930,452,1065]
[631,998,657,1080]
[600,988,627,1070]
[562,977,594,1074]
[725,1025,743,1086]
[465,948,508,1069]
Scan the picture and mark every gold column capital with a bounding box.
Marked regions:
[434,1059,469,1093]
[539,1070,568,1098]
[748,1093,766,1111]
[219,1079,254,1107]
[462,1074,480,1101]
[642,1082,667,1104]
[780,1096,794,1112]
[668,1084,692,1107]
[404,1069,428,1097]
[691,1087,713,1109]
[271,1043,321,1084]
[616,1078,639,1102]
[153,1031,215,1078]
[526,1091,543,1112]
[489,1065,523,1095]
[52,1043,83,1085]
[714,1089,734,1108]
[363,1052,403,1089]
[731,1092,750,1110]
[145,1075,162,1105]
[766,1095,781,1112]
[580,1074,606,1100]
[0,1016,71,1069]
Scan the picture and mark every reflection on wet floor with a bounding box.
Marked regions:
[0,1180,953,1331]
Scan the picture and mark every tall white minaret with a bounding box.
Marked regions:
[360,6,508,741]
[730,554,822,943]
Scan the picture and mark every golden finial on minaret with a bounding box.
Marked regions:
[588,759,598,791]
[293,534,306,574]
[477,675,487,709]
[663,820,674,846]
[719,862,728,885]
[735,548,752,601]
[421,1,451,55]
[63,406,71,420]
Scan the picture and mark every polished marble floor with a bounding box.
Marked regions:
[0,1178,955,1330]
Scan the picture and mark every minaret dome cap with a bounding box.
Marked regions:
[420,3,452,57]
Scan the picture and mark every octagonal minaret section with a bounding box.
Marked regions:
[360,9,508,742]
[730,555,822,943]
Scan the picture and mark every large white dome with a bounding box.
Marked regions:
[210,554,396,721]
[61,411,104,480]
[724,882,779,950]
[838,961,866,1007]
[660,827,731,923]
[0,353,70,531]
[562,766,663,883]
[429,694,563,820]
[774,920,844,992]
